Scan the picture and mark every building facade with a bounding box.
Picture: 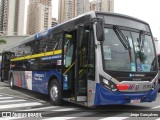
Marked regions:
[0,35,29,53]
[0,0,26,36]
[90,0,114,12]
[74,0,90,17]
[58,0,73,23]
[58,0,114,23]
[58,0,90,23]
[27,0,52,35]
[51,18,58,27]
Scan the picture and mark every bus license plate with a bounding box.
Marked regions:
[130,99,141,103]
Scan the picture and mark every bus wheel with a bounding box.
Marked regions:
[49,80,61,105]
[10,75,15,89]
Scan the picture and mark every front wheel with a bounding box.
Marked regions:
[49,80,62,105]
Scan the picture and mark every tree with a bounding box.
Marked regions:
[0,39,6,45]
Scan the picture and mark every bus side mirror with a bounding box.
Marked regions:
[96,23,104,41]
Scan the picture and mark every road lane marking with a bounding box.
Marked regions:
[0,87,8,89]
[0,90,46,103]
[155,118,160,120]
[99,117,129,120]
[0,97,13,100]
[42,111,97,120]
[21,106,58,111]
[0,117,22,120]
[0,99,26,103]
[0,102,42,109]
[43,117,75,120]
[52,107,78,111]
[151,105,160,109]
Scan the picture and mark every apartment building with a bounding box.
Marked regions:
[58,0,89,23]
[0,0,26,35]
[27,0,52,35]
[90,0,114,12]
[58,0,114,23]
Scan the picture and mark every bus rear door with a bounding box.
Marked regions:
[1,52,14,82]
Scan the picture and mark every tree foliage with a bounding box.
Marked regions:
[0,39,6,45]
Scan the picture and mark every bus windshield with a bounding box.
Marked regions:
[102,27,157,72]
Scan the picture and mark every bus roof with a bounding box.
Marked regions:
[3,11,149,52]
[95,11,149,25]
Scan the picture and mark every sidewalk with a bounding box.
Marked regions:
[0,78,9,87]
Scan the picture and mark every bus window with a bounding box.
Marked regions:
[64,34,73,67]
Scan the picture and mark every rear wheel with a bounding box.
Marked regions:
[10,75,15,89]
[49,80,62,105]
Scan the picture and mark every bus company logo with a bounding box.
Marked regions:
[34,73,45,81]
[128,84,139,90]
[35,30,48,39]
[129,74,145,77]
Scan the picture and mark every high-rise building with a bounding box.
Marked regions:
[0,0,26,36]
[52,18,58,27]
[27,0,52,35]
[58,0,89,23]
[90,0,114,12]
[58,0,73,23]
[58,0,114,23]
[0,0,8,35]
[74,0,90,17]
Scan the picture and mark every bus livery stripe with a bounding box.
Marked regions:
[11,50,62,61]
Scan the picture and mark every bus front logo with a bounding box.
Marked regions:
[128,84,139,90]
[135,84,139,91]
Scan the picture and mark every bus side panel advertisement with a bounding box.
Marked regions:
[25,71,32,90]
[14,71,26,88]
[32,72,46,93]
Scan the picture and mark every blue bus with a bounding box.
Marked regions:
[1,11,158,107]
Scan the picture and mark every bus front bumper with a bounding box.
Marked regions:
[94,83,158,106]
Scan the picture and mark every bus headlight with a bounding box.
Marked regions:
[152,77,158,90]
[100,76,117,91]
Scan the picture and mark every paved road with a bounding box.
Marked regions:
[0,82,160,120]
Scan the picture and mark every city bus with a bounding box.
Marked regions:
[1,11,158,107]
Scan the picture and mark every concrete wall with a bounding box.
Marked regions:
[0,36,29,53]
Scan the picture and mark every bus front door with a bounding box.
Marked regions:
[62,26,90,103]
[1,52,14,82]
[62,31,76,100]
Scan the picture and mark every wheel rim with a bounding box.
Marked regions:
[10,77,13,87]
[50,85,58,101]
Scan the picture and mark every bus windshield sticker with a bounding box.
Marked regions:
[65,56,72,67]
[63,75,68,90]
[142,64,151,72]
[57,60,62,65]
[137,64,142,72]
[103,46,111,60]
[131,63,136,72]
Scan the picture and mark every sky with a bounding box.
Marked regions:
[52,0,160,41]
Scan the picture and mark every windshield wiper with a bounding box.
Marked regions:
[137,30,146,63]
[138,30,145,51]
[113,26,130,50]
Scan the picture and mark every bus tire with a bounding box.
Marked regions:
[49,80,62,106]
[10,75,15,89]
